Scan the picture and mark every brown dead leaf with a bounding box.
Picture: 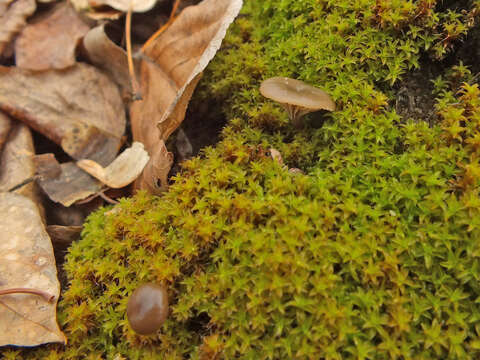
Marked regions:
[0,63,125,166]
[37,160,103,207]
[133,140,173,193]
[0,121,41,206]
[0,192,66,347]
[0,0,36,56]
[15,2,91,70]
[83,24,132,96]
[33,153,62,180]
[77,142,149,188]
[130,0,243,194]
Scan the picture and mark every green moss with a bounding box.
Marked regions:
[7,0,480,359]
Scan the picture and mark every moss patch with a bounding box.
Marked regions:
[6,0,480,359]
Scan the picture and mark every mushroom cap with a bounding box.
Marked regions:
[259,77,335,111]
[127,283,169,335]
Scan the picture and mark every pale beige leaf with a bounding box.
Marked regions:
[0,192,66,347]
[0,63,125,166]
[83,24,132,96]
[72,0,162,13]
[77,142,149,188]
[101,0,157,12]
[84,9,123,20]
[130,0,243,194]
[0,0,36,56]
[15,2,90,70]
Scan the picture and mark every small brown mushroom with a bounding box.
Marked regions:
[259,77,335,128]
[126,283,169,335]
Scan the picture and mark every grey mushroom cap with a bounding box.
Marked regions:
[259,77,335,112]
[260,77,335,128]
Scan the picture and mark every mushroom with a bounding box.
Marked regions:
[259,77,335,128]
[126,283,169,335]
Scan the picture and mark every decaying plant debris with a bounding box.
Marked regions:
[0,0,242,347]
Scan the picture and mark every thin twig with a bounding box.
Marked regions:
[0,288,55,303]
[75,187,108,204]
[8,176,38,192]
[141,0,181,52]
[126,4,142,100]
[99,191,120,205]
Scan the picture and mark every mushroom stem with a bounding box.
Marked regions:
[283,104,310,128]
[0,288,55,303]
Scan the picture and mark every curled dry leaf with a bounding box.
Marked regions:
[0,63,125,166]
[83,24,132,96]
[77,142,150,188]
[130,0,243,194]
[0,192,66,347]
[0,121,42,207]
[0,0,36,56]
[15,2,90,71]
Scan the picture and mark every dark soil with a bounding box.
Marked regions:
[392,59,442,126]
[392,22,480,125]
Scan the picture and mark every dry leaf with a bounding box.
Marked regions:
[0,121,41,206]
[77,142,149,188]
[0,63,125,166]
[83,24,132,96]
[0,111,12,152]
[83,9,123,20]
[37,160,102,207]
[0,0,36,56]
[72,0,163,13]
[90,0,160,13]
[15,2,90,70]
[130,0,243,193]
[0,192,66,347]
[33,153,62,180]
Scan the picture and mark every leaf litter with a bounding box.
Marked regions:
[0,0,242,348]
[15,2,91,71]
